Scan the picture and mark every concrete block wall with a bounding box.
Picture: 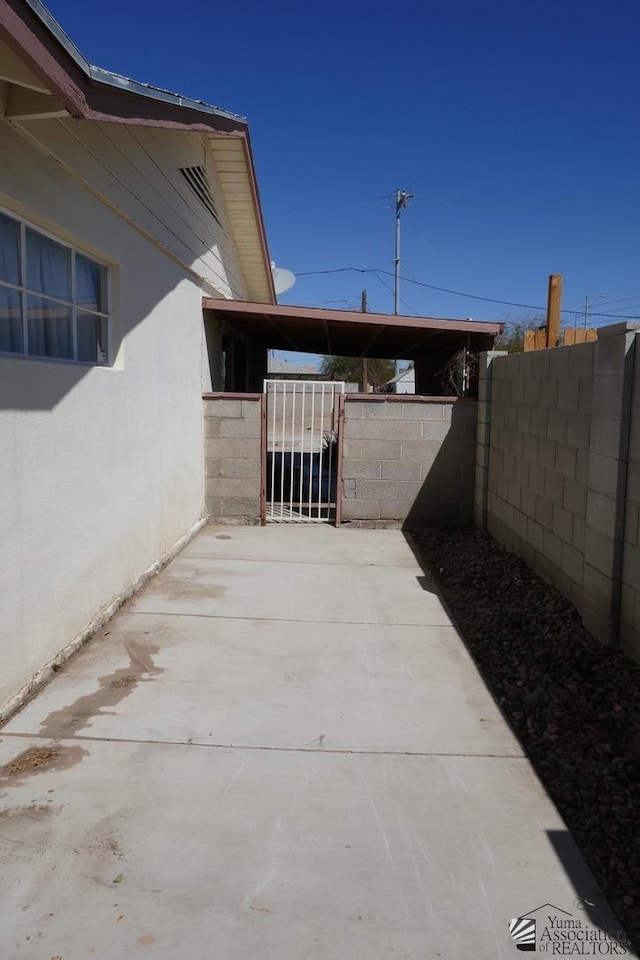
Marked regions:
[620,338,640,655]
[342,396,477,524]
[476,323,640,656]
[203,394,262,522]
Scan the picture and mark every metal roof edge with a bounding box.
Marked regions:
[20,0,246,124]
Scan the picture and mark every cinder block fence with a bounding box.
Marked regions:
[203,394,262,521]
[341,397,476,524]
[476,322,640,657]
[202,393,478,526]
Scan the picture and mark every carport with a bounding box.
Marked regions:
[202,298,502,394]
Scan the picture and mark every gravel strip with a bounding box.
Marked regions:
[408,525,640,952]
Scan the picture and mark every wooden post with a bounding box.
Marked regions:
[546,274,562,348]
[524,330,536,351]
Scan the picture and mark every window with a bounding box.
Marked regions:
[0,210,109,364]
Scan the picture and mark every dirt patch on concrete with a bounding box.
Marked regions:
[38,640,162,740]
[4,746,58,776]
[0,744,88,788]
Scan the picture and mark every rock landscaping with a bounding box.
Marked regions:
[409,525,640,953]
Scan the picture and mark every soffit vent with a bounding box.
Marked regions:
[179,165,220,223]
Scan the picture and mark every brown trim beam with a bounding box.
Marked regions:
[202,298,502,335]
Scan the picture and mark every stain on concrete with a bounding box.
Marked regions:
[0,745,88,789]
[152,570,227,602]
[37,640,162,740]
[137,934,156,945]
[215,534,232,540]
[84,820,124,866]
[0,804,63,861]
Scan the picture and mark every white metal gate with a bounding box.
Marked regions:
[263,379,345,523]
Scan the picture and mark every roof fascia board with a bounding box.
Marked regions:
[238,131,276,303]
[202,298,503,336]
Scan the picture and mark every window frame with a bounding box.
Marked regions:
[0,207,111,366]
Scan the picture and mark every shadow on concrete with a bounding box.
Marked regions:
[405,525,640,955]
[403,399,476,527]
[546,830,631,947]
[415,575,438,594]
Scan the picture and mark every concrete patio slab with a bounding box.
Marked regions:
[4,614,522,756]
[130,554,448,624]
[0,524,631,959]
[0,737,624,960]
[180,523,424,567]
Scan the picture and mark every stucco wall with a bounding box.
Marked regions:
[0,119,208,708]
[342,397,477,524]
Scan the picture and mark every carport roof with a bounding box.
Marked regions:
[203,299,503,361]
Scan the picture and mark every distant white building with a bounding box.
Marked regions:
[385,366,415,394]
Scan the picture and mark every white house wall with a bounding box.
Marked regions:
[0,119,208,707]
[14,115,250,300]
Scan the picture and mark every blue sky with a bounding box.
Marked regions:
[47,0,640,358]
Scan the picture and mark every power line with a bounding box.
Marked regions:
[591,293,640,308]
[371,270,420,316]
[297,265,388,277]
[375,268,552,312]
[266,194,394,215]
[295,265,640,320]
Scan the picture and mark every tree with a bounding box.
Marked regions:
[494,314,548,354]
[319,355,394,389]
[494,321,527,353]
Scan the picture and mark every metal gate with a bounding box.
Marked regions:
[263,379,345,523]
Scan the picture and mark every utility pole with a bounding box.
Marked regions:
[394,188,413,377]
[394,189,413,315]
[361,289,368,393]
[583,295,590,330]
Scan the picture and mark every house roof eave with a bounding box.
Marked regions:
[0,0,276,303]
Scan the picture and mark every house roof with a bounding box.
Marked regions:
[387,367,415,384]
[0,0,275,302]
[267,358,319,376]
[203,299,503,361]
